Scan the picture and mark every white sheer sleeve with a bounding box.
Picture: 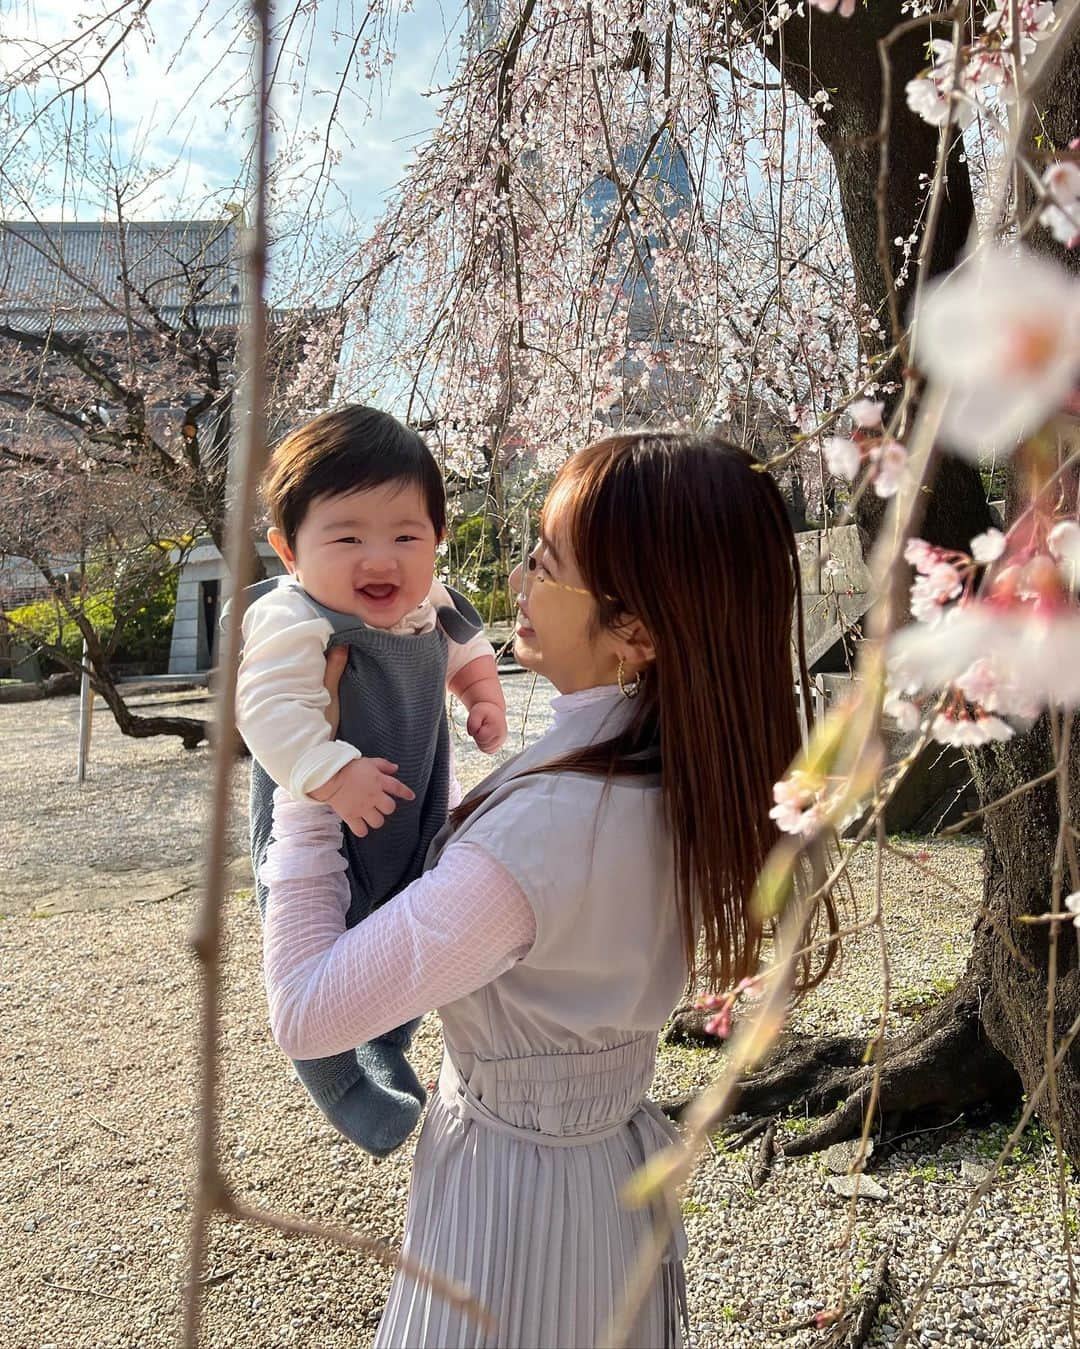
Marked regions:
[260,791,536,1060]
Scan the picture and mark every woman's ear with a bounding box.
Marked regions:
[613,615,656,671]
[268,527,298,575]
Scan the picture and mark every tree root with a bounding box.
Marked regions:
[750,1119,776,1190]
[829,1246,897,1349]
[663,979,1022,1158]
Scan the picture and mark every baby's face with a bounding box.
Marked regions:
[285,479,439,627]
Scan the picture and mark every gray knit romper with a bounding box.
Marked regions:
[246,578,485,1156]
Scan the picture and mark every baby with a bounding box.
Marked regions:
[237,405,507,1155]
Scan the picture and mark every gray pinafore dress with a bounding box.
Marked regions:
[374,688,690,1349]
[247,578,484,1155]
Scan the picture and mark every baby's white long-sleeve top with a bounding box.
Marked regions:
[236,576,494,800]
[261,790,536,1059]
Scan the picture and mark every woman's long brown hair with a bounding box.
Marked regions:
[453,432,835,993]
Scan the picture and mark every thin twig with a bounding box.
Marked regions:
[182,3,272,1343]
[221,1199,496,1333]
[939,768,1058,835]
[84,1111,126,1139]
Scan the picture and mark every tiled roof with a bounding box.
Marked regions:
[0,219,243,333]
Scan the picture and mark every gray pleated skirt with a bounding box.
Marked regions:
[374,1050,687,1349]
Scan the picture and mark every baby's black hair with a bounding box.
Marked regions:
[263,405,446,545]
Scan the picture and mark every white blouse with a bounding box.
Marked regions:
[261,794,535,1059]
[260,686,621,1060]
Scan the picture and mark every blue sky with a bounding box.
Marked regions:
[0,1,468,230]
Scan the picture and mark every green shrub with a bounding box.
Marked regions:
[4,553,178,672]
[5,591,113,666]
[447,511,515,624]
[113,565,178,665]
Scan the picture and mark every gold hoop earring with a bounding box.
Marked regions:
[617,657,641,700]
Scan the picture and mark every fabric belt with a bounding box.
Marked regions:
[439,1052,677,1146]
[438,1055,689,1266]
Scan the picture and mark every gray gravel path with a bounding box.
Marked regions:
[0,674,552,918]
[2,683,1076,1347]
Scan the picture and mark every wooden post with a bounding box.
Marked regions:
[76,639,93,782]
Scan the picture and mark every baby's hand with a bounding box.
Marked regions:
[308,757,416,838]
[467,700,508,754]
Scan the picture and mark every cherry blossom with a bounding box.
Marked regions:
[1049,521,1080,567]
[905,41,976,130]
[768,757,877,838]
[871,438,908,499]
[822,404,909,497]
[1040,151,1080,250]
[884,690,922,733]
[1065,893,1080,928]
[904,75,952,128]
[930,710,1014,745]
[849,398,884,429]
[808,0,857,16]
[823,435,861,480]
[769,770,827,838]
[971,529,1007,564]
[695,977,763,1039]
[904,538,938,572]
[914,248,1080,459]
[909,560,964,624]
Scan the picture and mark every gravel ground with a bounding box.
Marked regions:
[2,682,1077,1348]
[0,675,553,918]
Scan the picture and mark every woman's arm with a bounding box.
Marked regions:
[261,791,536,1059]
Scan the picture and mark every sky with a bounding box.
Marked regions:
[0,0,470,231]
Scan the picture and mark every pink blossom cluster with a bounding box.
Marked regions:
[695,977,763,1040]
[822,398,909,498]
[1040,141,1080,250]
[904,0,1056,129]
[888,519,1080,744]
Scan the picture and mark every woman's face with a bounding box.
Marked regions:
[508,483,625,694]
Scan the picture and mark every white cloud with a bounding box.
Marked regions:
[1,1,465,226]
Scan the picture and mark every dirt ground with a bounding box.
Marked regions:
[0,678,552,919]
[3,685,1077,1348]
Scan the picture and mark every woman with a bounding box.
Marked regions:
[260,432,808,1347]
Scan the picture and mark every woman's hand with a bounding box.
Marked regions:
[323,645,348,737]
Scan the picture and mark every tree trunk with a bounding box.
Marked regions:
[970,722,1080,1152]
[743,0,992,548]
[90,669,209,751]
[687,2,1080,1159]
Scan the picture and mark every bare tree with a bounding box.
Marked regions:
[0,201,340,743]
